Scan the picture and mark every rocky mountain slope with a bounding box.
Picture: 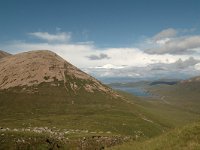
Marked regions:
[0,50,11,59]
[0,50,168,149]
[0,50,119,98]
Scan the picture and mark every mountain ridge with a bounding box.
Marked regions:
[180,76,200,84]
[0,50,120,98]
[0,50,11,59]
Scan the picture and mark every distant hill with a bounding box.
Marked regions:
[108,79,179,88]
[181,76,200,84]
[147,76,200,114]
[0,50,11,59]
[150,81,178,86]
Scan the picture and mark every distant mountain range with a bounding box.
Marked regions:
[108,79,180,88]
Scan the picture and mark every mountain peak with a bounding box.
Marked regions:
[0,50,119,98]
[0,50,66,89]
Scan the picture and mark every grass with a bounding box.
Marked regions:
[148,82,200,114]
[0,82,164,137]
[1,80,200,149]
[107,82,200,150]
[109,122,200,150]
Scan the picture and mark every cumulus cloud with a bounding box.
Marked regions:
[150,57,200,71]
[93,64,125,69]
[156,38,170,45]
[153,28,177,41]
[87,53,110,60]
[29,32,71,42]
[172,57,200,69]
[2,40,184,69]
[147,36,200,54]
[144,28,200,54]
[2,29,200,80]
[86,56,200,80]
[86,66,141,78]
[194,63,200,70]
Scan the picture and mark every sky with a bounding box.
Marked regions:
[1,0,200,81]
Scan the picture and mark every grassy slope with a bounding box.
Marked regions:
[1,80,200,149]
[118,91,200,128]
[149,82,200,114]
[110,122,200,150]
[109,82,200,150]
[0,82,170,149]
[0,82,165,137]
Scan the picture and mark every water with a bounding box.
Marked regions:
[112,86,151,97]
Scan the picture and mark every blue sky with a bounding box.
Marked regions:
[1,0,200,80]
[1,0,200,47]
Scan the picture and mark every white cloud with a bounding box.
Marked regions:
[88,57,200,79]
[93,64,125,69]
[153,28,177,41]
[2,29,200,79]
[156,38,170,45]
[144,28,200,55]
[150,57,200,71]
[2,40,185,69]
[172,57,200,69]
[29,32,71,42]
[147,36,200,54]
[194,63,200,70]
[87,53,110,60]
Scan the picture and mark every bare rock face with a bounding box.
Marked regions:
[0,50,119,97]
[0,50,11,59]
[0,50,64,89]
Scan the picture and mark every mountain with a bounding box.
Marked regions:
[2,50,199,149]
[0,50,118,98]
[0,50,11,59]
[0,50,166,149]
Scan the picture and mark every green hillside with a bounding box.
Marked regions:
[149,82,200,114]
[1,51,200,149]
[110,122,200,150]
[1,80,200,149]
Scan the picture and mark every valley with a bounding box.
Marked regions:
[0,50,200,149]
[1,1,200,149]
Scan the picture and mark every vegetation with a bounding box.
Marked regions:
[0,130,67,150]
[0,81,165,149]
[110,122,200,150]
[1,78,200,149]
